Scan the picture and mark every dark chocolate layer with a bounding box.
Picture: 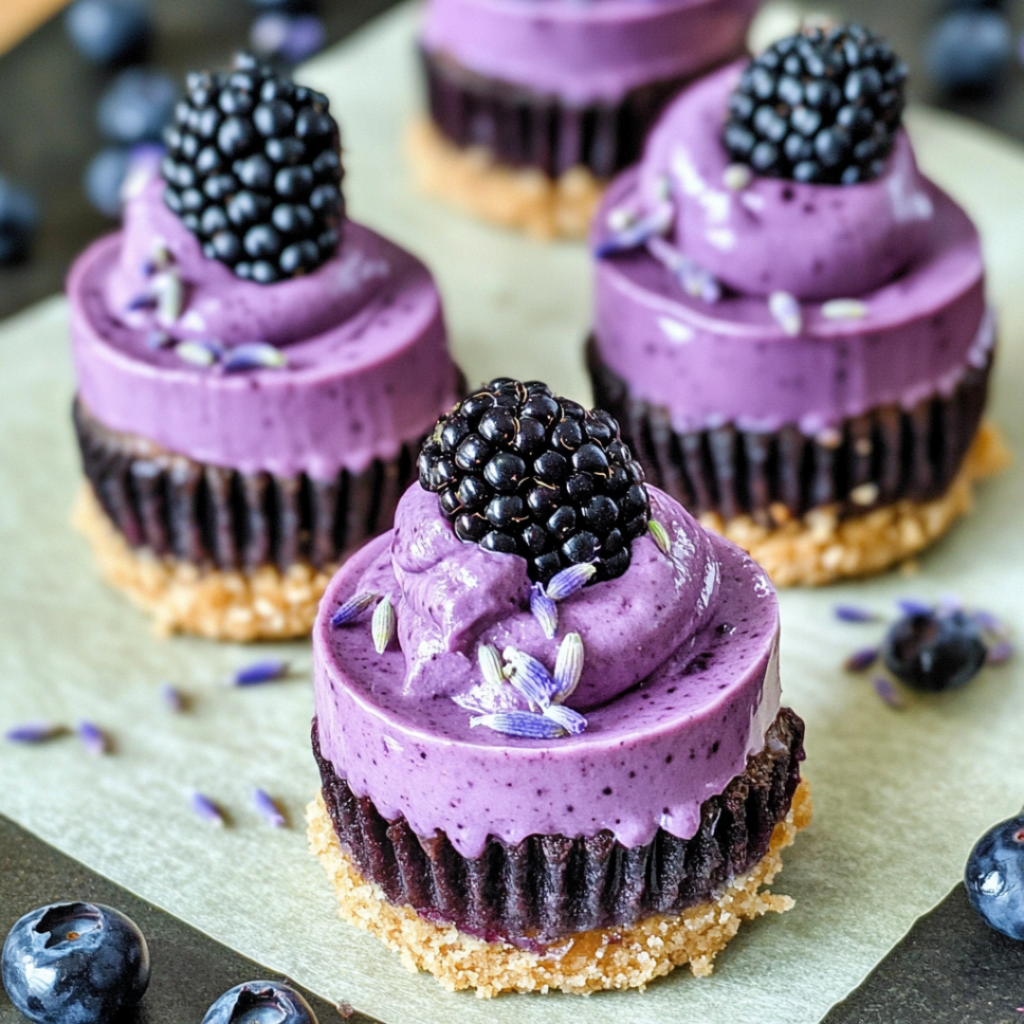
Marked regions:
[313,707,805,949]
[421,46,738,179]
[589,340,992,522]
[74,397,419,574]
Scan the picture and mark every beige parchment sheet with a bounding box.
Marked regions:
[1,5,1023,1022]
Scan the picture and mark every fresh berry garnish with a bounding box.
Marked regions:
[98,68,178,145]
[418,379,650,586]
[201,980,318,1024]
[965,813,1024,940]
[161,53,344,284]
[1,902,150,1023]
[64,0,152,67]
[0,176,39,265]
[881,608,987,692]
[925,8,1012,97]
[724,23,907,185]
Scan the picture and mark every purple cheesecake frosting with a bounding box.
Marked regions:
[420,0,761,105]
[313,484,781,858]
[68,171,460,480]
[636,64,933,301]
[591,66,989,437]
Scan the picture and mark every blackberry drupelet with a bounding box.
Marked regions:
[723,24,907,185]
[418,379,651,585]
[161,52,344,284]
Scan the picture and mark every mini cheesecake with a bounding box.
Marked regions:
[410,0,762,238]
[588,26,1007,585]
[308,379,809,996]
[69,54,462,640]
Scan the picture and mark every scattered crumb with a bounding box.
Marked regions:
[407,119,604,240]
[73,487,333,641]
[307,781,812,998]
[701,423,1010,586]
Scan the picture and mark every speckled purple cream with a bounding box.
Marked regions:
[592,66,989,436]
[313,485,781,858]
[68,172,460,479]
[420,0,761,105]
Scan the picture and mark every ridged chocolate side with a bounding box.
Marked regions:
[589,340,993,523]
[421,46,740,179]
[313,707,805,948]
[73,397,419,574]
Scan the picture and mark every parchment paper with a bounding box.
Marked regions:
[1,6,1022,1023]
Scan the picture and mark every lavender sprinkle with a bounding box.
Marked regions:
[873,676,905,709]
[160,683,186,712]
[145,330,172,350]
[126,293,157,312]
[77,721,109,756]
[155,268,184,324]
[897,598,933,617]
[545,563,597,602]
[834,604,881,624]
[222,342,287,374]
[190,791,225,827]
[372,596,396,654]
[987,641,1014,666]
[477,644,505,688]
[5,722,64,744]
[844,647,879,673]
[470,712,569,740]
[530,586,558,640]
[330,591,377,627]
[231,659,289,686]
[769,291,802,336]
[253,788,286,828]
[503,648,555,711]
[648,520,671,555]
[542,703,588,736]
[594,202,673,258]
[175,340,219,367]
[552,632,584,703]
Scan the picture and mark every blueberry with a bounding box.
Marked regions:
[97,69,178,144]
[201,980,318,1024]
[1,902,150,1023]
[84,147,133,217]
[250,14,327,65]
[0,177,39,265]
[881,609,988,692]
[65,0,153,67]
[965,814,1024,940]
[926,10,1012,95]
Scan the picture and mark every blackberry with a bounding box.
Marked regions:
[723,24,907,185]
[418,379,650,586]
[161,52,343,284]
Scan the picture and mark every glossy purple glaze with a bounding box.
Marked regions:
[68,175,461,479]
[313,485,781,857]
[420,0,761,104]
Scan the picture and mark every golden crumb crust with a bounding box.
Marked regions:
[702,423,1011,586]
[407,118,605,241]
[307,778,812,998]
[73,487,332,641]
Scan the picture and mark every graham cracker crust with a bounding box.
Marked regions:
[702,423,1012,587]
[306,778,812,998]
[407,118,604,241]
[73,486,333,641]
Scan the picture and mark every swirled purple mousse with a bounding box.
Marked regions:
[68,171,460,479]
[420,0,761,105]
[592,68,989,437]
[313,484,782,859]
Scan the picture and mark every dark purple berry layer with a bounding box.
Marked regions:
[162,53,344,284]
[74,397,419,573]
[418,378,650,586]
[313,706,805,949]
[420,46,737,179]
[588,340,992,522]
[724,24,907,185]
